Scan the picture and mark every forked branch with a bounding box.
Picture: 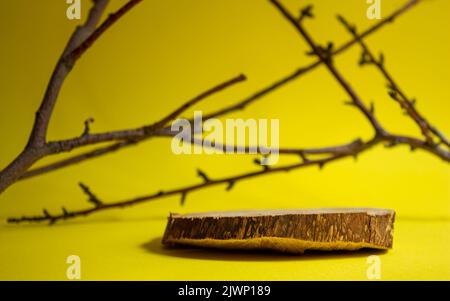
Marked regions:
[337,15,448,147]
[0,0,143,194]
[268,0,449,162]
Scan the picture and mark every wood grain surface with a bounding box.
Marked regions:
[162,208,395,253]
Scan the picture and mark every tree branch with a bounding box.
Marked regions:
[0,76,243,195]
[150,74,247,130]
[337,15,447,147]
[19,141,134,181]
[41,74,246,154]
[8,137,380,224]
[69,0,143,61]
[0,0,142,195]
[201,0,422,121]
[19,137,364,181]
[270,0,385,136]
[11,0,424,181]
[268,0,449,163]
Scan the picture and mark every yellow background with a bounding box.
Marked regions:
[0,0,449,280]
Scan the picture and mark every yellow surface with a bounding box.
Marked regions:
[0,0,449,280]
[163,237,390,253]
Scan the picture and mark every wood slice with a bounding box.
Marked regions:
[162,208,395,253]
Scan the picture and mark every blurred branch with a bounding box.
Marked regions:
[198,0,422,121]
[8,138,379,225]
[268,0,449,162]
[13,0,423,180]
[270,0,385,135]
[337,15,448,147]
[19,137,363,181]
[19,141,135,181]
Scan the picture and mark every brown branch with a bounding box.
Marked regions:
[150,74,247,130]
[79,182,103,207]
[30,0,145,148]
[23,131,446,226]
[12,0,423,181]
[269,0,450,162]
[41,74,246,153]
[161,134,365,157]
[270,0,385,135]
[19,141,135,181]
[335,0,421,54]
[19,137,363,181]
[0,0,142,195]
[69,0,143,61]
[268,0,449,163]
[383,134,449,161]
[17,73,246,180]
[62,0,110,56]
[201,0,422,122]
[8,138,380,225]
[2,75,244,193]
[28,0,111,148]
[337,15,447,147]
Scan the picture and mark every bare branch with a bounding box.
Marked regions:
[337,15,446,146]
[1,72,245,190]
[19,137,365,181]
[19,141,134,180]
[8,138,380,224]
[187,0,423,122]
[30,0,143,148]
[269,0,449,163]
[0,0,142,194]
[82,118,95,137]
[44,74,247,153]
[150,74,246,130]
[79,182,103,207]
[69,0,143,61]
[197,169,211,183]
[270,0,385,135]
[7,1,422,183]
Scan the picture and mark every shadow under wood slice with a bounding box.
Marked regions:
[162,208,395,254]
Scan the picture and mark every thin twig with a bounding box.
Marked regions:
[337,15,446,146]
[150,74,247,130]
[69,0,143,61]
[19,141,135,180]
[19,137,363,181]
[270,0,385,135]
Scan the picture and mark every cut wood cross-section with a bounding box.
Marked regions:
[162,208,395,253]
